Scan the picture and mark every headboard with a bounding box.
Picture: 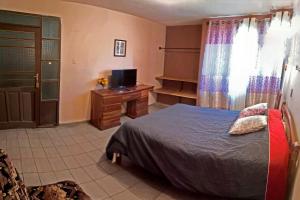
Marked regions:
[281,102,300,199]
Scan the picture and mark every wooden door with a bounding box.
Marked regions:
[0,23,40,129]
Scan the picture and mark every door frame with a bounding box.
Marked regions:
[0,23,41,127]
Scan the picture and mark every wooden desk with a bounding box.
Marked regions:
[90,85,154,130]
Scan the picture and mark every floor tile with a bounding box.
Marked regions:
[20,147,33,158]
[70,168,92,184]
[18,138,30,147]
[72,135,89,143]
[79,142,97,153]
[111,190,140,200]
[56,146,72,156]
[22,158,37,173]
[112,169,140,189]
[96,176,126,196]
[40,139,54,147]
[49,157,68,171]
[74,153,94,167]
[7,147,21,159]
[88,150,105,163]
[62,137,77,145]
[12,159,22,173]
[80,181,108,199]
[55,170,75,182]
[84,164,107,180]
[39,172,57,185]
[0,139,7,149]
[99,160,121,174]
[52,138,65,146]
[29,138,42,148]
[32,147,47,158]
[23,173,41,186]
[44,147,59,158]
[129,181,162,200]
[35,158,52,172]
[63,156,81,169]
[7,139,19,148]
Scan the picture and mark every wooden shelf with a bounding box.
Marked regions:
[153,88,197,99]
[156,76,198,83]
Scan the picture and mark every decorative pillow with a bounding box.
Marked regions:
[239,103,268,118]
[229,115,268,135]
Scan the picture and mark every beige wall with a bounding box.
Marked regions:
[284,1,300,199]
[0,0,166,123]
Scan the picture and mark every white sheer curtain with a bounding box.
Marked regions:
[247,11,292,107]
[255,12,290,78]
[227,12,291,110]
[228,18,259,110]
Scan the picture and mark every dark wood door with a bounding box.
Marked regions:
[0,23,40,129]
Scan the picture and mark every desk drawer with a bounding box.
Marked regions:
[122,93,141,102]
[103,96,120,104]
[101,110,120,119]
[102,103,121,112]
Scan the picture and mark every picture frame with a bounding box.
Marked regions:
[114,39,127,57]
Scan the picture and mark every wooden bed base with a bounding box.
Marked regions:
[281,102,300,199]
[111,102,299,199]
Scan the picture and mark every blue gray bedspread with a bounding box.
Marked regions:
[106,104,269,199]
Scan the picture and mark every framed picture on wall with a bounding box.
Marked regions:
[114,39,127,57]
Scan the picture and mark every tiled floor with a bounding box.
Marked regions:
[0,104,222,200]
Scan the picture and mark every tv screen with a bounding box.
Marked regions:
[111,69,137,89]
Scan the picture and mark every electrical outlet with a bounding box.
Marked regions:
[290,89,294,98]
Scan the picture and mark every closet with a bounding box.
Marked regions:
[154,25,202,105]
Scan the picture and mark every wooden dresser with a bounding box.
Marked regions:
[90,85,154,130]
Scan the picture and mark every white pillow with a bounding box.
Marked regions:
[243,103,268,112]
[229,115,268,135]
[239,103,268,118]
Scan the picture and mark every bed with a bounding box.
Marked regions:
[106,103,298,200]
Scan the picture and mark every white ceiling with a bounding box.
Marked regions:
[65,0,293,25]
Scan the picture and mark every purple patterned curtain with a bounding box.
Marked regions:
[198,20,238,109]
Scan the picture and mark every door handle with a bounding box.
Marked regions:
[34,73,39,88]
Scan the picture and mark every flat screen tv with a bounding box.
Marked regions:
[111,69,137,89]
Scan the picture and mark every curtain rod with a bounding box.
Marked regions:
[204,8,293,23]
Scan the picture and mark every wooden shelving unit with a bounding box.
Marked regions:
[155,25,201,105]
[154,88,197,99]
[156,76,198,84]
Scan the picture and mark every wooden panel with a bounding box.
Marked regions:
[6,91,20,121]
[180,98,196,105]
[90,92,101,128]
[21,91,34,121]
[165,25,202,48]
[164,25,201,79]
[0,91,7,122]
[39,101,58,126]
[164,52,200,80]
[157,94,180,105]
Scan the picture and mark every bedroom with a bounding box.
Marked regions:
[0,0,299,199]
